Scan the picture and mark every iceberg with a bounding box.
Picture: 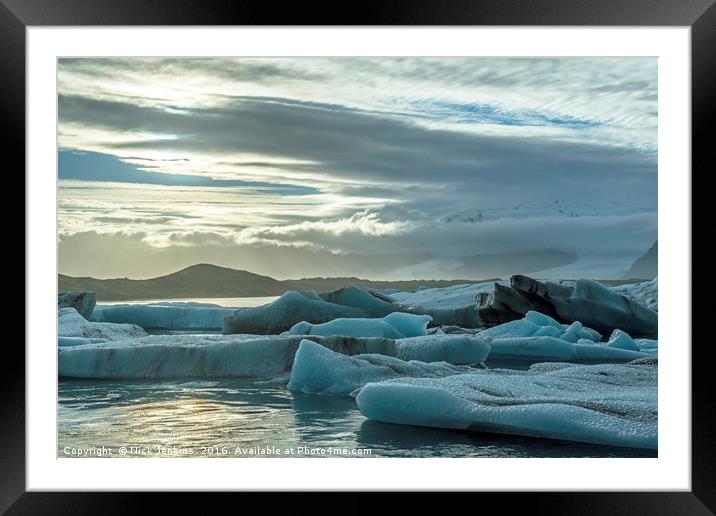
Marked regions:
[58,333,489,379]
[481,311,650,362]
[393,335,490,364]
[480,311,601,341]
[477,275,658,338]
[59,307,147,341]
[58,336,108,347]
[318,287,398,317]
[91,302,235,330]
[606,329,639,351]
[356,361,657,450]
[479,311,650,363]
[387,282,500,327]
[223,284,494,335]
[284,312,432,339]
[613,277,658,311]
[387,281,501,311]
[58,291,96,320]
[222,291,366,334]
[287,339,477,396]
[487,336,649,362]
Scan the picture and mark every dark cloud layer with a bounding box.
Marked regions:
[59,93,656,212]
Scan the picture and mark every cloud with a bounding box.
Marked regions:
[57,57,658,279]
[59,92,656,213]
[58,150,321,194]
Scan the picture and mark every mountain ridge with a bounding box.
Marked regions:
[58,263,493,302]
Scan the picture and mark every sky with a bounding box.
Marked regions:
[58,57,657,280]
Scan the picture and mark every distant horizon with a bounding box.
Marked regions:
[58,259,654,284]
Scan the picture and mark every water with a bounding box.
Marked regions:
[58,378,655,458]
[59,296,655,458]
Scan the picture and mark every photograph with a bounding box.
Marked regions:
[56,56,659,459]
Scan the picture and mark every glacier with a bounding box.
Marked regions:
[91,302,235,330]
[356,361,657,450]
[287,339,478,396]
[59,307,147,341]
[58,333,491,379]
[284,312,433,339]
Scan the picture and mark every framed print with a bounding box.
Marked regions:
[5,0,711,512]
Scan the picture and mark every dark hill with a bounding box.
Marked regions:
[58,263,488,301]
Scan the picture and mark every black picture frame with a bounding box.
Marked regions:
[5,0,709,513]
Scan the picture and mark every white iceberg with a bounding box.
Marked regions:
[356,361,657,450]
[91,302,235,330]
[284,312,433,339]
[59,307,147,341]
[287,339,477,396]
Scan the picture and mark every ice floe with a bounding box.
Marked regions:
[387,281,502,311]
[59,307,147,341]
[477,275,658,338]
[92,302,235,330]
[487,336,648,363]
[356,361,657,449]
[222,291,366,334]
[613,277,658,311]
[58,291,96,320]
[385,282,502,327]
[480,311,601,341]
[58,336,108,347]
[58,333,490,379]
[287,339,477,396]
[393,335,490,364]
[480,311,651,363]
[284,312,432,339]
[318,286,398,317]
[223,284,492,335]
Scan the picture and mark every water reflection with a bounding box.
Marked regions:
[59,379,655,458]
[356,420,655,458]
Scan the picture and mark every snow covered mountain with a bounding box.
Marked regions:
[439,200,654,223]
